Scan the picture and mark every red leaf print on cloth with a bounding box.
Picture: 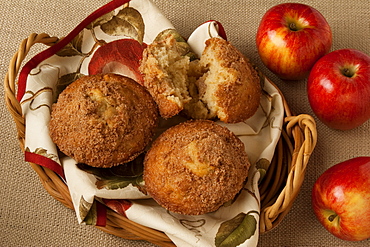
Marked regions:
[103,199,133,217]
[88,39,146,84]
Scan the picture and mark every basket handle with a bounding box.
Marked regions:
[4,33,59,150]
[260,113,317,232]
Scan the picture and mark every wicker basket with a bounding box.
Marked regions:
[4,33,317,247]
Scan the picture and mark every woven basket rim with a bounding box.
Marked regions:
[4,33,318,246]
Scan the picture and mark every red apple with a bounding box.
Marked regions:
[312,157,370,241]
[256,3,332,80]
[307,49,370,130]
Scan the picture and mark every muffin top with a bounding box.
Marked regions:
[144,120,250,215]
[49,73,158,168]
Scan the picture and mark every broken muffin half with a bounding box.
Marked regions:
[139,32,261,123]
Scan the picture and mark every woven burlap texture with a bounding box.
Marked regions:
[1,0,369,246]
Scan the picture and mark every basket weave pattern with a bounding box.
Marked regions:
[4,33,317,247]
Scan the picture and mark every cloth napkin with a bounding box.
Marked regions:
[18,0,284,246]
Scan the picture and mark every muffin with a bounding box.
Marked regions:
[184,37,261,123]
[139,31,193,119]
[144,120,250,215]
[139,36,261,123]
[49,73,158,168]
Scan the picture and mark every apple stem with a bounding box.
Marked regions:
[328,214,337,222]
[341,68,354,78]
[289,22,298,31]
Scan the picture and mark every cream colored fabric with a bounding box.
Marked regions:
[0,0,369,246]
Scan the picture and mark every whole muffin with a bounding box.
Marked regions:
[49,73,158,168]
[144,120,250,215]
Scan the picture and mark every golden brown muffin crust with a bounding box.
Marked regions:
[190,37,262,123]
[49,73,158,168]
[144,120,250,215]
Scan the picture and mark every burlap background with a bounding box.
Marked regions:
[1,0,369,246]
